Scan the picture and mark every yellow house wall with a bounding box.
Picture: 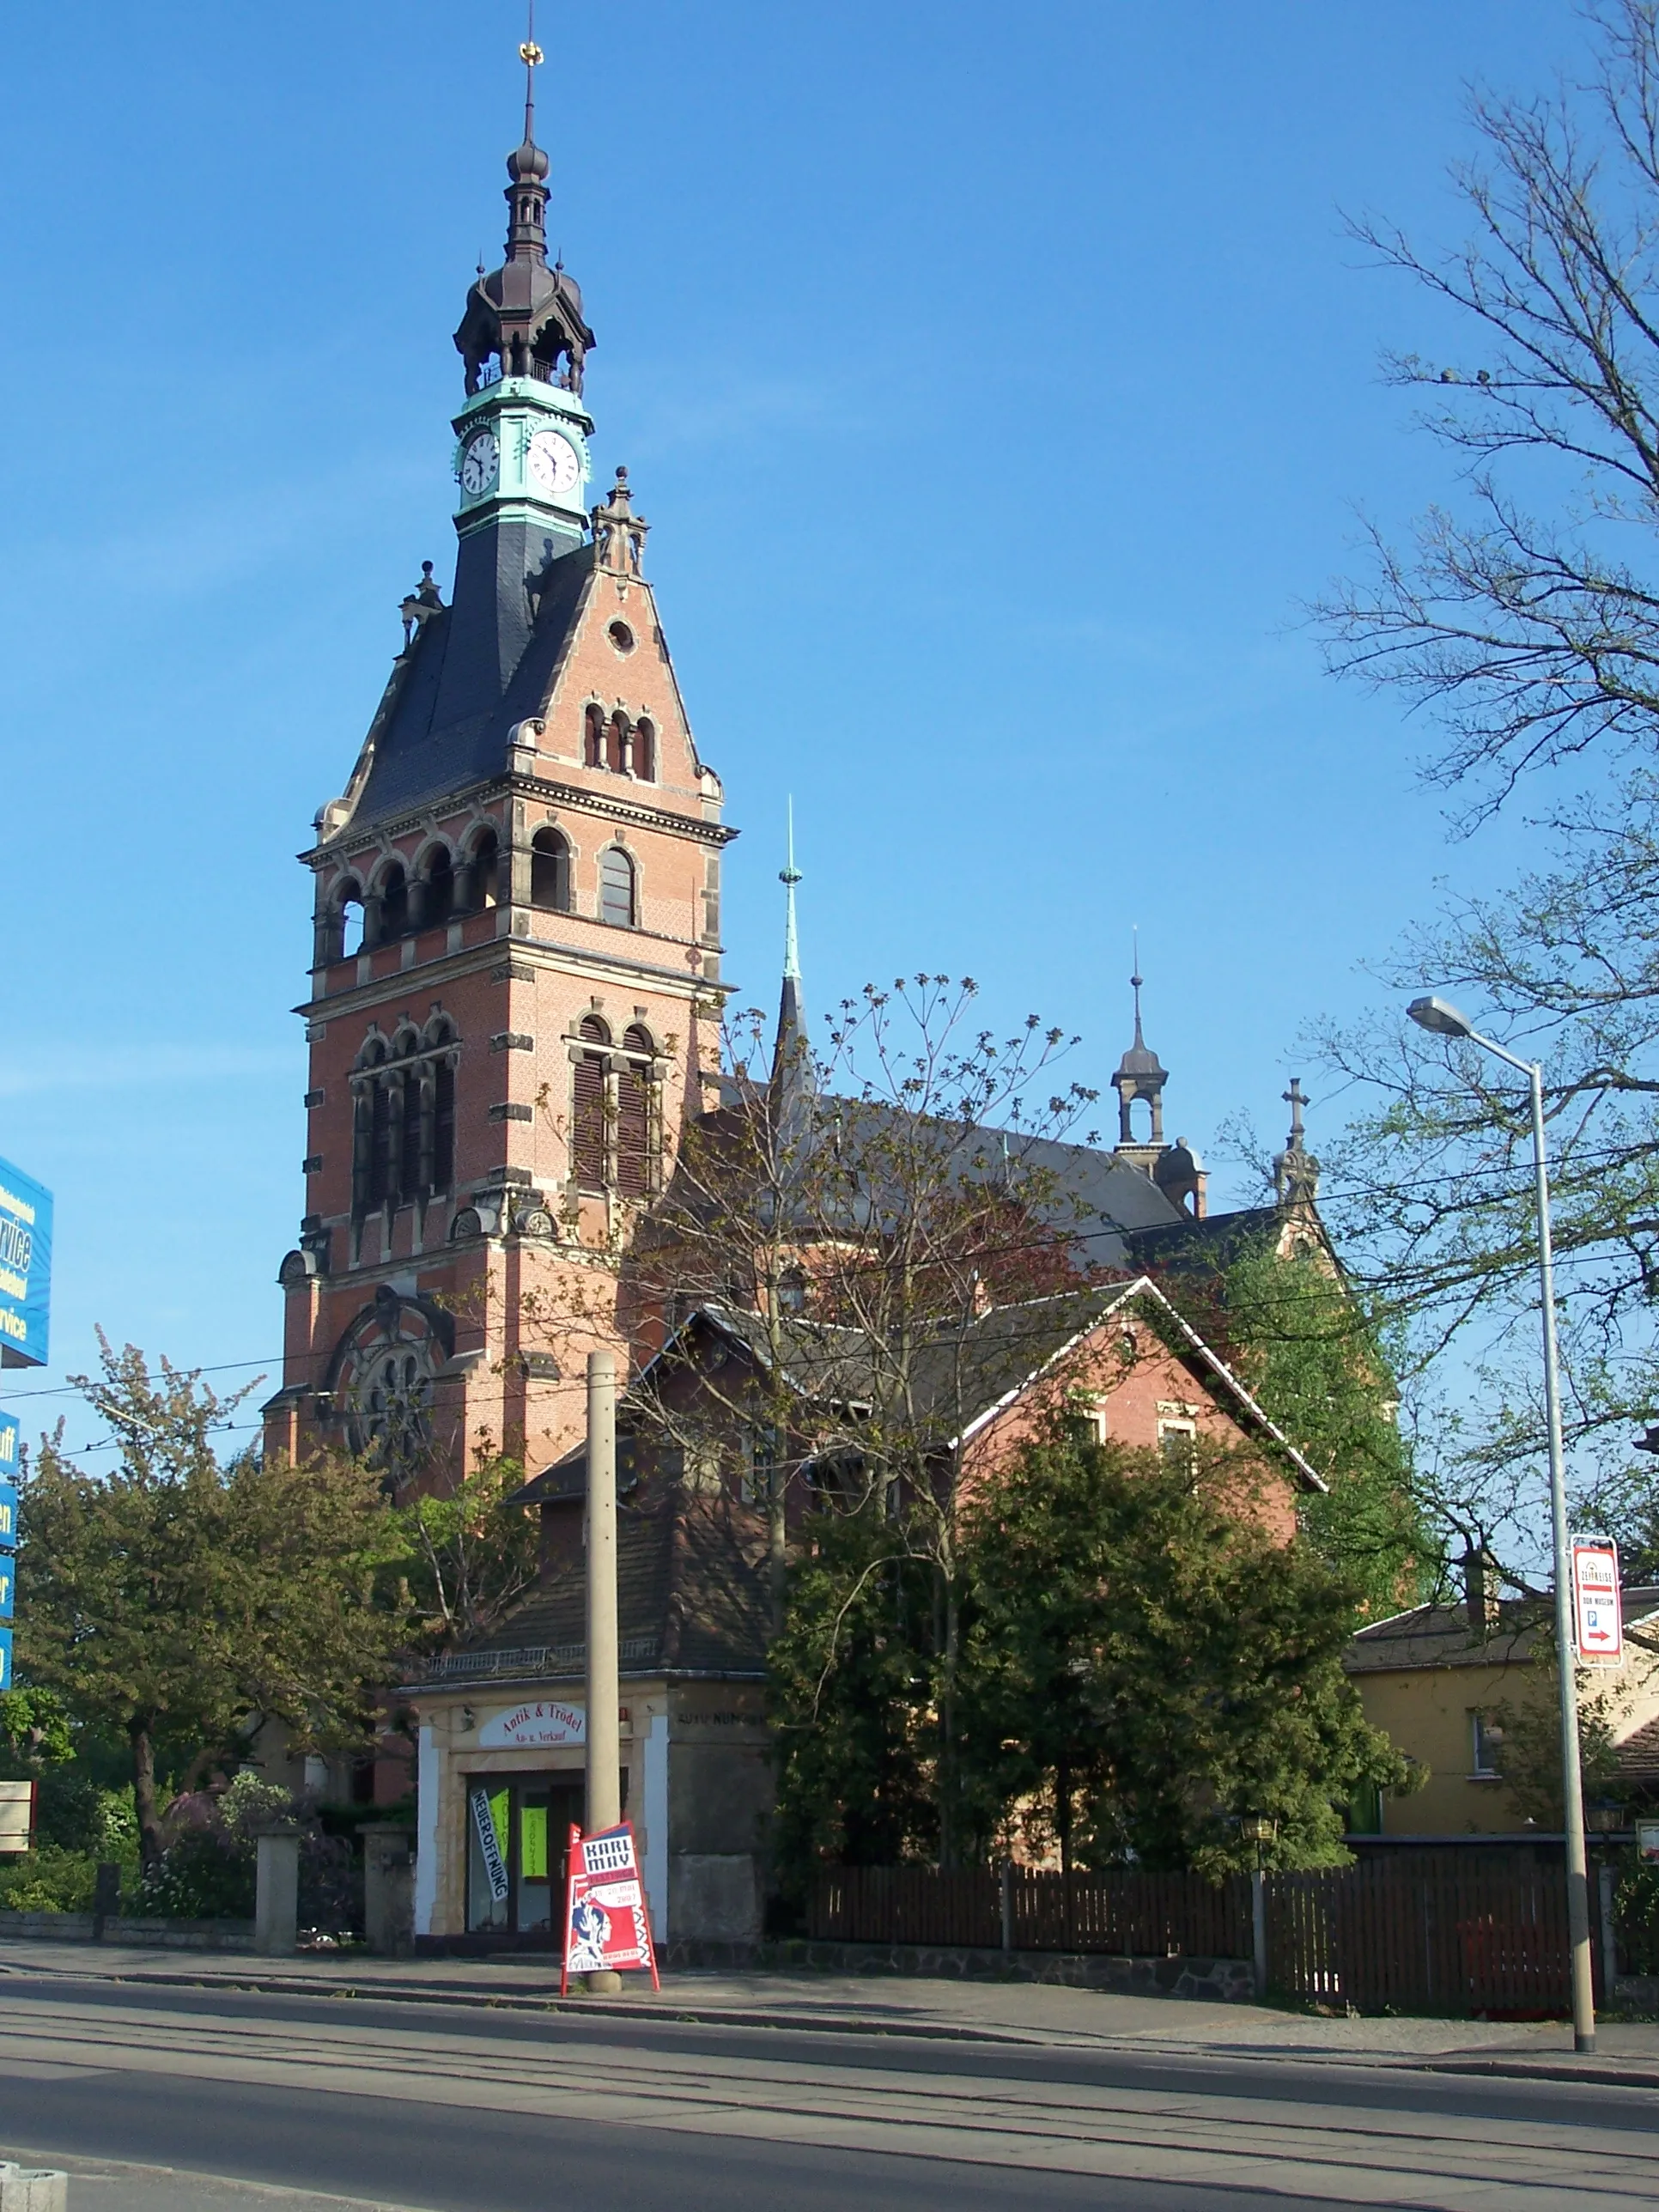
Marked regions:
[1355,1639,1659,1835]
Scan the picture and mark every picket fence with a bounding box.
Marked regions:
[809,1850,1591,2017]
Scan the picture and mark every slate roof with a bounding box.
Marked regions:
[1345,1589,1659,1674]
[345,537,595,831]
[636,1280,1327,1491]
[460,1488,771,1678]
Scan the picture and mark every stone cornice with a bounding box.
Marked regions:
[300,770,736,870]
[295,924,731,1021]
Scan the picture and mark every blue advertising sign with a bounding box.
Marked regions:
[0,1628,11,1691]
[0,1156,50,1368]
[0,1558,11,1622]
[0,1480,15,1551]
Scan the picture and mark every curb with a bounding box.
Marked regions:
[9,1954,1659,2087]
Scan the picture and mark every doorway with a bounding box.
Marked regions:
[465,1776,585,1936]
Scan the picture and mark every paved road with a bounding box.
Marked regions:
[2,1971,1656,2211]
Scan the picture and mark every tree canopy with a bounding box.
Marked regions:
[17,1339,408,1862]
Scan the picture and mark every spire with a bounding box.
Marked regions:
[453,18,595,395]
[781,797,802,982]
[520,8,543,154]
[770,801,814,1116]
[1274,1078,1321,1206]
[1112,944,1169,1169]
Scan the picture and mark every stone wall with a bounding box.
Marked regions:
[0,1911,254,1949]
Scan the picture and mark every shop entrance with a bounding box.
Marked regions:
[465,1776,584,1936]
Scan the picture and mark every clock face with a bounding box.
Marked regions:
[526,428,580,496]
[459,430,500,497]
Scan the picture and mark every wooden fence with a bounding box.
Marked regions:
[1267,1852,1579,2017]
[808,1851,1592,2017]
[808,1863,1250,1960]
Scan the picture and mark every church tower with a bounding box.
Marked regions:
[265,52,733,1487]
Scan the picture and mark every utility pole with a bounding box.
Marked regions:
[584,1346,623,1996]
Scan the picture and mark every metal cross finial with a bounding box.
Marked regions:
[781,798,803,982]
[1130,927,1146,1047]
[1283,1077,1307,1144]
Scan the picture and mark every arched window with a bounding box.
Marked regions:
[584,704,605,768]
[531,827,571,911]
[400,1070,426,1195]
[467,829,500,910]
[622,1023,653,1054]
[378,863,409,941]
[422,846,453,927]
[433,1058,456,1193]
[632,719,655,782]
[321,878,365,963]
[605,713,628,775]
[368,1074,392,1206]
[599,848,635,927]
[353,1028,460,1217]
[572,1014,609,1190]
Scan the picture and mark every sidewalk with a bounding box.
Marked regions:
[3,1937,1657,2088]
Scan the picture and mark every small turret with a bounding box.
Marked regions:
[452,32,596,393]
[1111,962,1170,1174]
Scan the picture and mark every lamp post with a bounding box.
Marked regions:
[1407,994,1595,2052]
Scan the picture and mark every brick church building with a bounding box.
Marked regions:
[262,61,1330,1950]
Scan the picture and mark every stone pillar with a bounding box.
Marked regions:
[362,1823,416,1956]
[254,1827,301,1956]
[0,2162,68,2211]
[585,1347,622,1996]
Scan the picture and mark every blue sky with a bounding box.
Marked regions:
[0,0,1585,1455]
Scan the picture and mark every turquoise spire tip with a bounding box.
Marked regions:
[780,797,802,982]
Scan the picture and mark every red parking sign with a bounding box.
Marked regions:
[560,1820,659,1994]
[1571,1537,1623,1664]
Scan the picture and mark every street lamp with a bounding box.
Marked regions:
[1407,994,1596,2053]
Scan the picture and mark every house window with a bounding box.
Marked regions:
[1158,1418,1197,1469]
[1471,1712,1506,1778]
[599,848,636,927]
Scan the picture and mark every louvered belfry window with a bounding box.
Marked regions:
[433,1060,456,1193]
[368,1077,392,1207]
[399,1073,425,1197]
[573,1015,608,1190]
[616,1061,650,1197]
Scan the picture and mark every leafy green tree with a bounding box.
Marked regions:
[17,1338,410,1865]
[386,1444,540,1651]
[1202,1247,1430,1617]
[959,1434,1413,1874]
[766,1508,941,1895]
[0,1686,74,1776]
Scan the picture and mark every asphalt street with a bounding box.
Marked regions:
[2,1971,1655,2211]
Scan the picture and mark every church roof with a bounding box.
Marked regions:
[450,1488,773,1679]
[347,538,594,829]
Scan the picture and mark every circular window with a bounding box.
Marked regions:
[607,620,635,654]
